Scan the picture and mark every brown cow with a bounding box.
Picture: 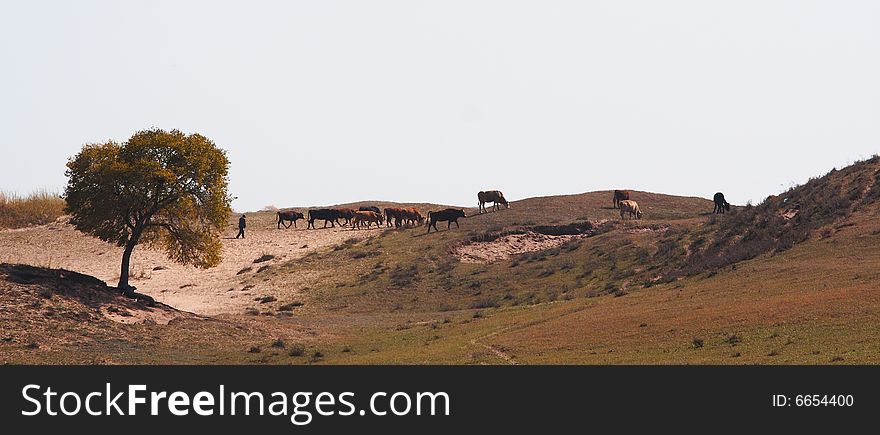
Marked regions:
[618,200,642,220]
[352,210,383,229]
[478,190,509,213]
[384,207,405,228]
[399,208,424,227]
[613,190,630,209]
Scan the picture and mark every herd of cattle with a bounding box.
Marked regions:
[274,189,733,233]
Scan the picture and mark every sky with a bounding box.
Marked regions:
[1,1,878,211]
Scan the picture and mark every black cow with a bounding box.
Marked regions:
[713,192,731,214]
[613,190,630,209]
[277,210,305,229]
[426,208,466,233]
[333,208,356,226]
[307,209,341,229]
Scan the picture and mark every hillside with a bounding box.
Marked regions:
[1,158,878,364]
[252,158,879,363]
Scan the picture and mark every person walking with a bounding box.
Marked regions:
[236,214,247,239]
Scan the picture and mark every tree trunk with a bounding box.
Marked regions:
[118,241,136,296]
[118,224,144,296]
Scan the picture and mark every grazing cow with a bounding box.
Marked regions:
[399,208,424,227]
[352,211,384,229]
[426,208,466,233]
[478,190,509,213]
[613,190,630,209]
[333,208,356,226]
[618,200,642,220]
[359,206,381,215]
[277,210,305,229]
[713,192,731,214]
[307,209,341,229]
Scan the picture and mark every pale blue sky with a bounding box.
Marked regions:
[1,1,878,211]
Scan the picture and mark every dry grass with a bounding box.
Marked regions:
[0,190,66,229]
[2,159,879,364]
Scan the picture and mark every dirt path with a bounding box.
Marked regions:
[0,215,381,316]
[470,329,519,365]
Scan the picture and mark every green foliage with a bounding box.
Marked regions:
[64,128,231,288]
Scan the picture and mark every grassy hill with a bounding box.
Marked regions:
[2,157,878,364]
[248,157,880,363]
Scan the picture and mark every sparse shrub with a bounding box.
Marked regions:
[333,238,359,251]
[248,346,261,353]
[254,254,275,263]
[271,339,285,348]
[561,239,582,252]
[537,269,556,278]
[288,344,305,357]
[470,298,500,309]
[472,311,484,318]
[278,302,303,311]
[351,250,380,259]
[389,265,420,288]
[692,338,704,348]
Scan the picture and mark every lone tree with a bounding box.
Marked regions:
[65,128,232,295]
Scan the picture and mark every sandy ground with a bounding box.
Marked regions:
[0,214,380,316]
[455,232,584,263]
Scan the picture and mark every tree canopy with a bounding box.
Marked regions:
[64,128,231,293]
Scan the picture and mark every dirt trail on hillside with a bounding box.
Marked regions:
[0,216,379,316]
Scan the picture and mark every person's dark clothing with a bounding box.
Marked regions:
[236,216,246,239]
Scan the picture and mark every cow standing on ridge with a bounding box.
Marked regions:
[713,192,731,214]
[478,190,509,213]
[618,200,642,220]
